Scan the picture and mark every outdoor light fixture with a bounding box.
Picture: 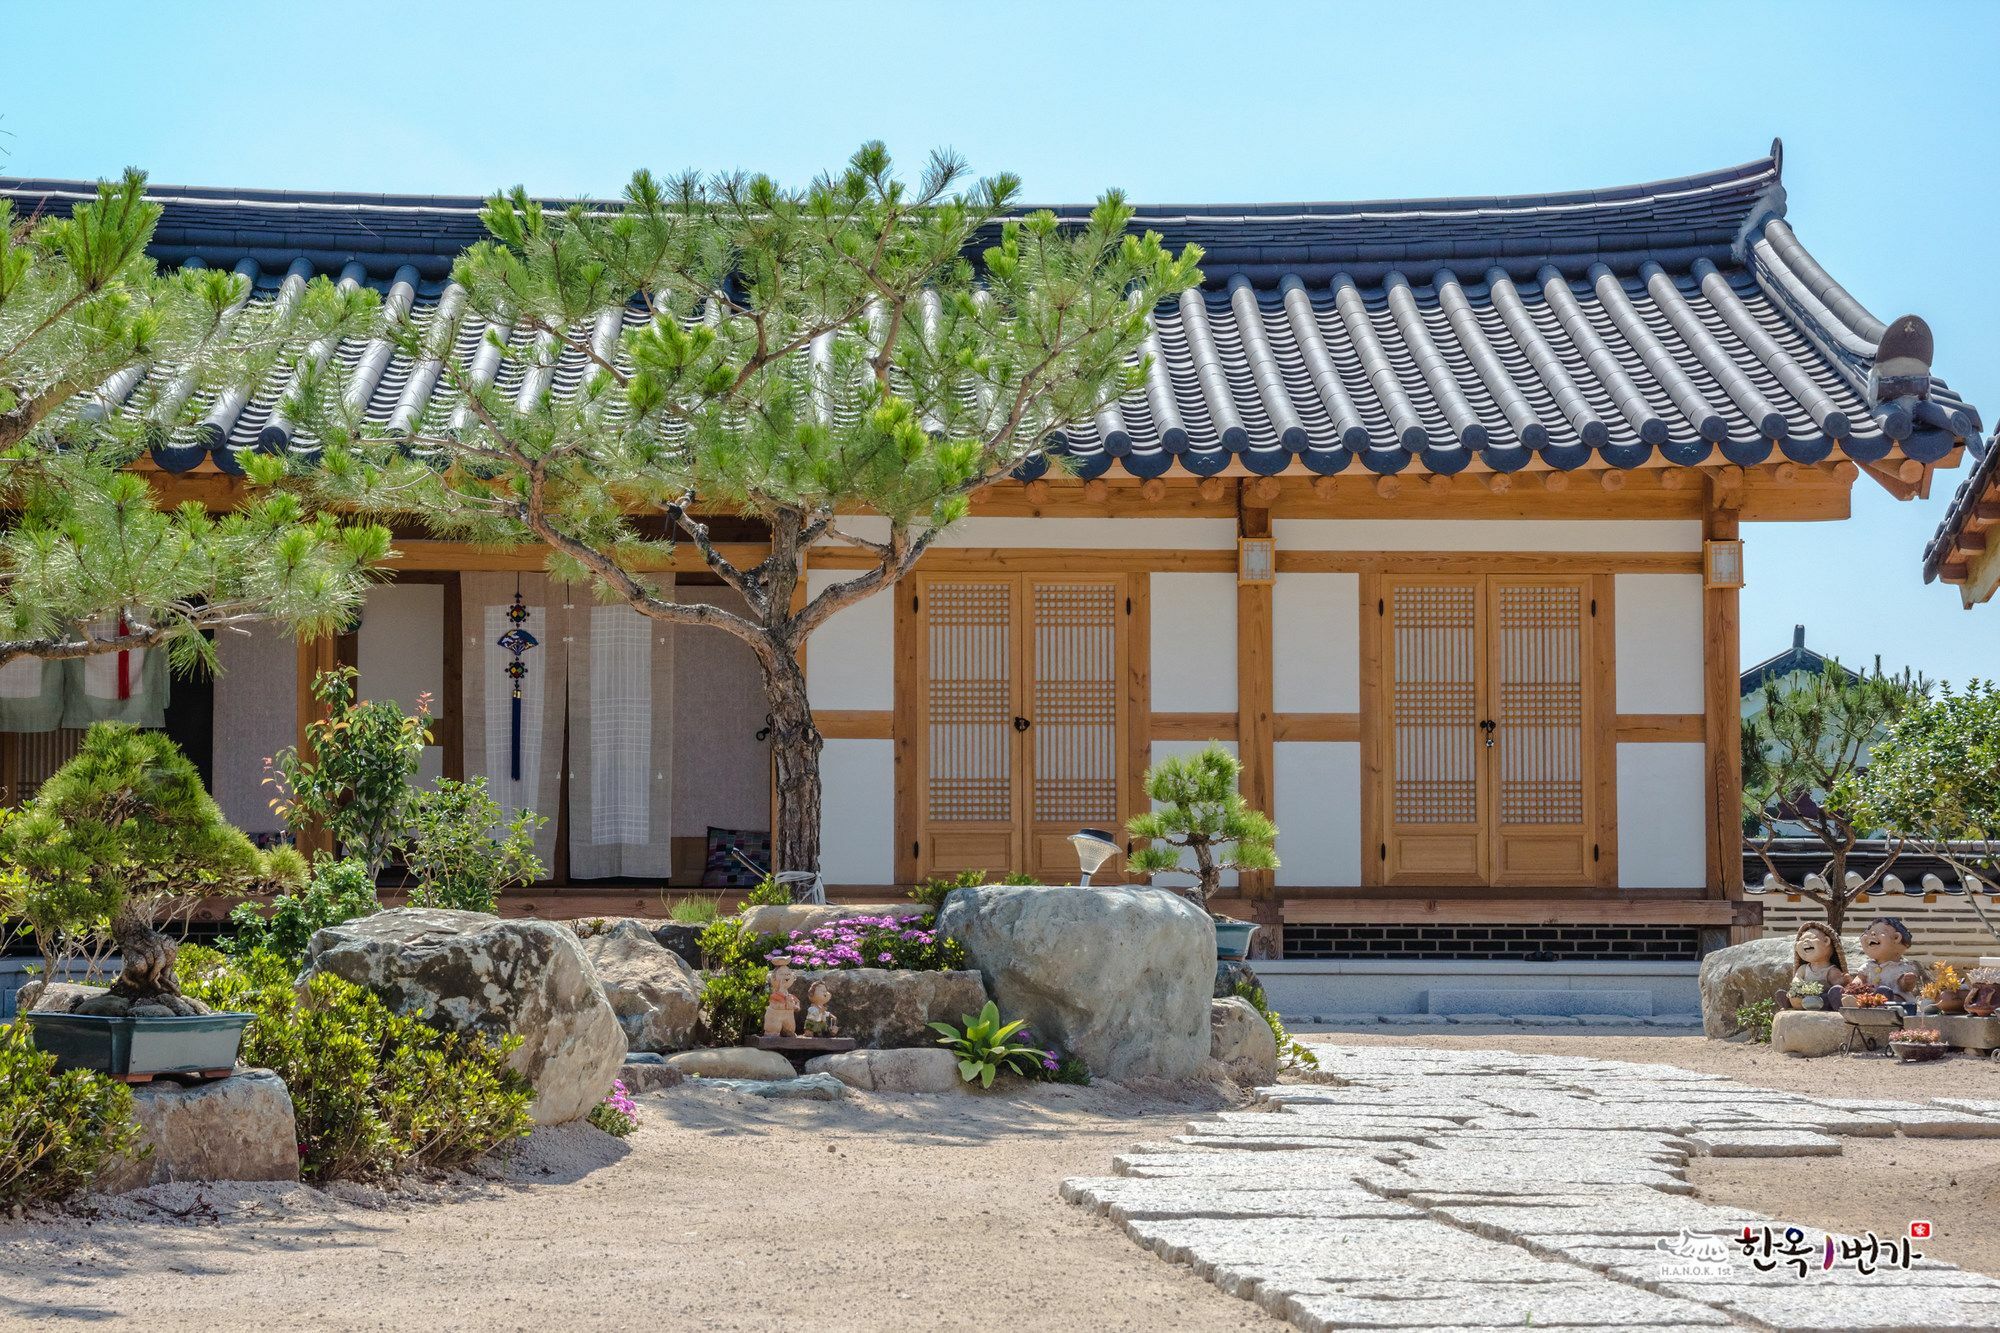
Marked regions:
[1703,538,1744,589]
[1069,828,1121,885]
[1238,536,1275,586]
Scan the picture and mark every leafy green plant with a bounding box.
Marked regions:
[0,1020,145,1208]
[929,1000,1046,1089]
[266,668,431,876]
[665,894,722,926]
[0,723,301,1006]
[400,777,545,913]
[1232,981,1318,1071]
[226,855,380,962]
[696,917,780,1044]
[743,876,792,907]
[587,1082,639,1137]
[179,945,533,1181]
[910,869,985,911]
[1128,744,1278,913]
[1735,998,1778,1044]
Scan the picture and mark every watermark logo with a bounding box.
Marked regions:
[1653,1225,1927,1280]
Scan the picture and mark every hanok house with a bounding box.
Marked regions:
[0,142,1984,1015]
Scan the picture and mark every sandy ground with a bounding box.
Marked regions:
[1300,1028,2000,1279]
[0,1079,1268,1333]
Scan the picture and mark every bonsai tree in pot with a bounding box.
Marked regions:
[0,723,302,1015]
[1126,744,1278,954]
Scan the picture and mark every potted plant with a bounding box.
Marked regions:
[1126,744,1278,961]
[1965,968,2000,1018]
[0,724,301,1078]
[1788,978,1827,1010]
[1922,963,1967,1015]
[1888,1026,1950,1062]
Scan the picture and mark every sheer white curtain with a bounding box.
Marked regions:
[566,595,675,879]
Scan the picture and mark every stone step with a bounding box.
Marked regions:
[1426,987,1655,1017]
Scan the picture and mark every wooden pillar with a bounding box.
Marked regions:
[293,632,339,860]
[1236,486,1278,944]
[1702,473,1744,903]
[1124,572,1151,883]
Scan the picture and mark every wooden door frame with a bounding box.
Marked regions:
[1376,573,1490,886]
[1483,573,1598,888]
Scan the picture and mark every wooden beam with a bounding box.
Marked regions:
[892,583,921,887]
[1272,712,1362,742]
[1358,571,1384,887]
[810,547,1238,573]
[293,632,339,861]
[1126,573,1152,870]
[1702,486,1743,902]
[1592,573,1618,888]
[389,539,770,573]
[1150,712,1239,741]
[1279,896,1758,926]
[817,710,892,739]
[1237,499,1276,918]
[1614,713,1705,743]
[1276,550,1702,575]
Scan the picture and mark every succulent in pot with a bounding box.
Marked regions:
[1787,978,1827,1011]
[1888,1026,1950,1062]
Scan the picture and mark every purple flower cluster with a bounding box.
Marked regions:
[602,1079,638,1118]
[765,913,961,972]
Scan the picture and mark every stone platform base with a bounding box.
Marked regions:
[98,1067,299,1194]
[1770,1009,1849,1057]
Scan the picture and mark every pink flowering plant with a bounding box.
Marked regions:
[587,1080,639,1137]
[765,913,966,972]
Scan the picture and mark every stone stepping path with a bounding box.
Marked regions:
[1064,1045,2000,1329]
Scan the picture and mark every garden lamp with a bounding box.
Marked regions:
[1069,828,1121,886]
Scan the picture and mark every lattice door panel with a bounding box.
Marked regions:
[1489,578,1592,884]
[1382,578,1487,883]
[919,579,1018,875]
[1026,579,1124,881]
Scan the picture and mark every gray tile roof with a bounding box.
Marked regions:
[1,141,1979,486]
[1924,434,1996,582]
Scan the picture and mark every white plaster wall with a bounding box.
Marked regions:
[1273,740,1362,887]
[357,584,446,785]
[1616,743,1707,889]
[805,569,894,710]
[1272,572,1359,713]
[1614,574,1705,714]
[1273,518,1702,552]
[1150,573,1237,712]
[830,516,1237,550]
[820,738,894,885]
[1149,739,1240,888]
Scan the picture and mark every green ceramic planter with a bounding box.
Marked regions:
[1214,919,1259,962]
[23,1012,252,1077]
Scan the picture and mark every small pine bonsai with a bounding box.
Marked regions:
[0,723,301,1013]
[1126,744,1278,915]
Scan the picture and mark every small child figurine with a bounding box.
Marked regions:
[1787,921,1847,1009]
[763,963,800,1038]
[1849,917,1921,1004]
[803,980,839,1038]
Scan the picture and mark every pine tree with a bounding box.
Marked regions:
[289,144,1202,875]
[0,171,390,674]
[1127,744,1279,913]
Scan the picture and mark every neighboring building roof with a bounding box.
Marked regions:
[1,139,1981,483]
[1739,624,1855,697]
[1923,431,1997,589]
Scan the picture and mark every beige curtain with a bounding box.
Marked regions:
[566,593,675,879]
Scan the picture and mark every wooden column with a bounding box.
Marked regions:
[1236,486,1278,941]
[293,632,340,860]
[1702,473,1744,905]
[1124,573,1151,881]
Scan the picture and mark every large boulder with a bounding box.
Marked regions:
[790,968,988,1048]
[1698,936,1797,1038]
[304,908,625,1126]
[98,1069,300,1194]
[665,1046,797,1080]
[935,885,1213,1081]
[806,1047,968,1094]
[1209,997,1279,1084]
[576,920,702,1053]
[1770,1009,1849,1058]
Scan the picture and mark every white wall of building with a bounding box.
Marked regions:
[820,738,895,885]
[1272,571,1359,713]
[1272,518,1702,552]
[1150,573,1237,712]
[805,569,894,711]
[1613,574,1705,715]
[1273,740,1362,887]
[357,583,445,785]
[1616,742,1707,888]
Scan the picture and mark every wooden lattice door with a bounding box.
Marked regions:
[1378,575,1595,887]
[915,574,1127,881]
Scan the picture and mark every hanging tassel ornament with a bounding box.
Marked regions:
[495,587,539,782]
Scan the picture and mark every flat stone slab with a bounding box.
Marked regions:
[1685,1128,1844,1157]
[1428,987,1652,1017]
[699,1072,847,1101]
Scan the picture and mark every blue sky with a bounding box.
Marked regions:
[6,0,1997,683]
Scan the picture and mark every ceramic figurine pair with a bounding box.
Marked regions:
[763,964,838,1038]
[1789,917,1923,1010]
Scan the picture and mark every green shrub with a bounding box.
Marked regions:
[929,1001,1047,1088]
[1735,998,1778,1044]
[179,945,533,1181]
[743,875,791,907]
[696,917,779,1045]
[267,668,431,876]
[401,778,545,914]
[1232,981,1318,1071]
[0,1020,145,1209]
[226,855,380,962]
[909,869,984,911]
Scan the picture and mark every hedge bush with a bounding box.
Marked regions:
[225,855,380,963]
[0,1020,144,1209]
[180,946,533,1181]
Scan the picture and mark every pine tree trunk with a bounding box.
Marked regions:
[764,655,824,879]
[106,906,184,1002]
